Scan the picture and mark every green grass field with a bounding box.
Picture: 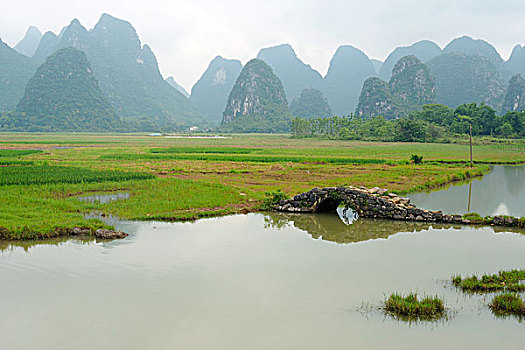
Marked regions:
[0,133,523,239]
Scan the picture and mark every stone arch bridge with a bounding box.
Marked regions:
[273,186,523,228]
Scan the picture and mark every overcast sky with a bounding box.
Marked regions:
[1,0,525,91]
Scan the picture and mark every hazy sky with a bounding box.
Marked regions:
[1,0,525,91]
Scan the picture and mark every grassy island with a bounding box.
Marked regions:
[489,293,525,318]
[384,293,446,320]
[453,270,525,293]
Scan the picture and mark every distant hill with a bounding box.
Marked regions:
[166,77,189,97]
[443,36,504,68]
[356,77,396,118]
[427,52,506,110]
[371,59,383,74]
[502,74,525,113]
[15,47,122,131]
[507,45,525,77]
[323,45,376,116]
[389,55,435,115]
[0,38,38,112]
[221,59,290,132]
[356,55,435,118]
[257,44,323,101]
[190,56,242,125]
[290,88,332,119]
[32,31,60,62]
[14,26,42,57]
[30,14,204,129]
[378,40,442,80]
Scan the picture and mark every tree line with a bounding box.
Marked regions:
[291,103,525,142]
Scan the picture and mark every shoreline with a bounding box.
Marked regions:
[2,165,522,241]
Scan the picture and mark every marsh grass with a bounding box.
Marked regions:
[384,293,446,320]
[453,270,525,293]
[101,153,388,165]
[0,165,154,186]
[489,293,525,318]
[0,178,246,239]
[0,160,34,166]
[150,147,261,154]
[0,149,42,157]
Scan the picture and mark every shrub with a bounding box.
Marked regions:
[410,154,423,164]
[262,190,287,210]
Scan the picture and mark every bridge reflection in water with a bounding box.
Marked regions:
[265,209,524,244]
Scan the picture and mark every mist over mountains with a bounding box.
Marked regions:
[15,47,122,131]
[1,13,525,132]
[190,56,243,125]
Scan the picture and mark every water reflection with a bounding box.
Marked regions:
[266,211,525,244]
[265,212,453,244]
[0,233,134,253]
[408,166,525,217]
[2,214,525,349]
[77,192,130,204]
[0,237,95,253]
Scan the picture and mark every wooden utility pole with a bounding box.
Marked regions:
[469,123,473,168]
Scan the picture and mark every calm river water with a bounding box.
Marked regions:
[0,166,524,349]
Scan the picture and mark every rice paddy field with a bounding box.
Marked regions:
[1,133,524,239]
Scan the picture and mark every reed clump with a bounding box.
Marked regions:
[453,270,525,293]
[489,293,525,317]
[384,293,445,320]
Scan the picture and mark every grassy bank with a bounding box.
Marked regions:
[0,133,523,239]
[0,177,247,240]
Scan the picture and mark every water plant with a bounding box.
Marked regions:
[262,189,287,210]
[384,293,446,320]
[453,269,525,293]
[489,293,525,318]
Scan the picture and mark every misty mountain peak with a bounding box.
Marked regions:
[508,44,525,76]
[92,13,141,54]
[257,43,322,100]
[14,26,42,57]
[16,47,122,131]
[58,19,91,52]
[326,45,375,78]
[444,36,503,64]
[62,18,89,37]
[222,59,290,132]
[190,55,243,124]
[323,45,376,115]
[69,18,84,28]
[391,55,422,76]
[378,40,442,80]
[32,31,60,62]
[258,44,296,58]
